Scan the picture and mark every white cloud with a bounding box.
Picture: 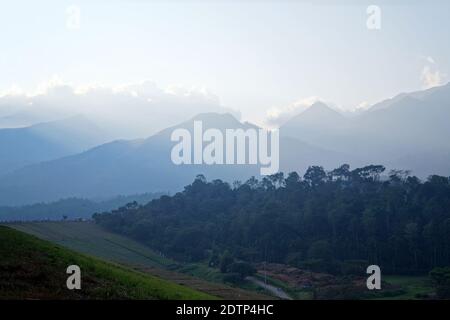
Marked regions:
[355,101,371,111]
[164,84,219,103]
[0,79,237,138]
[421,66,444,89]
[33,75,67,96]
[426,56,435,64]
[66,5,81,30]
[421,57,446,89]
[0,85,24,97]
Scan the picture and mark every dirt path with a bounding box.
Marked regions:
[247,276,293,300]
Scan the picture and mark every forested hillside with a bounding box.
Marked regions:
[94,164,450,275]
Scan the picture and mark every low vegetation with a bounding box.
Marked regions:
[0,226,213,299]
[8,221,268,300]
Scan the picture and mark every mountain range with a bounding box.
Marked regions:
[0,112,345,205]
[280,83,450,176]
[0,83,449,206]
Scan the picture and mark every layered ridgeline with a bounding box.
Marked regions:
[280,83,450,177]
[0,226,213,299]
[0,115,110,176]
[0,83,450,205]
[0,113,343,205]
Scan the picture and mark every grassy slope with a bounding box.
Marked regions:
[8,221,269,300]
[0,226,213,300]
[378,275,434,300]
[7,222,435,300]
[11,221,173,269]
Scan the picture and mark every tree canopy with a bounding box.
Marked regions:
[94,165,450,275]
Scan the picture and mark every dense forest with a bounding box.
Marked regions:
[94,165,450,276]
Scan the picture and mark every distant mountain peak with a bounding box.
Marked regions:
[281,102,344,129]
[151,112,256,140]
[305,101,340,114]
[190,112,240,123]
[308,101,330,109]
[182,112,253,130]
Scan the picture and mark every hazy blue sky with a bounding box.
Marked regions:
[1,0,449,125]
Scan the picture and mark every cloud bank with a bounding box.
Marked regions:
[0,79,239,139]
[421,57,446,89]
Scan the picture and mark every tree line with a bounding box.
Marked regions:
[93,164,450,276]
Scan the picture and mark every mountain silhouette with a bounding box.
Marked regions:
[0,115,109,176]
[0,113,343,205]
[2,83,450,205]
[280,83,450,176]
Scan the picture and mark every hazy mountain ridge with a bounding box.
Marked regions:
[0,113,256,205]
[0,112,344,205]
[1,83,450,205]
[0,115,110,176]
[280,83,450,176]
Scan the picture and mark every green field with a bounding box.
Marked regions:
[0,226,213,299]
[11,221,173,269]
[377,275,434,300]
[7,221,269,300]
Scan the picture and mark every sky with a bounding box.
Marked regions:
[1,0,449,127]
